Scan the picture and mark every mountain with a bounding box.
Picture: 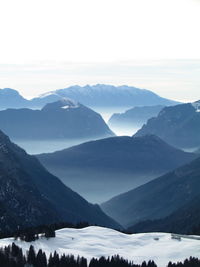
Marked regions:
[135,101,200,149]
[0,99,114,140]
[36,135,196,203]
[101,156,200,228]
[108,105,165,129]
[129,194,200,234]
[0,226,199,267]
[34,84,179,109]
[0,88,29,109]
[0,130,120,232]
[0,86,179,110]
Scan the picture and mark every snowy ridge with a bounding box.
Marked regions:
[59,98,79,109]
[39,85,150,98]
[38,91,59,98]
[0,226,199,267]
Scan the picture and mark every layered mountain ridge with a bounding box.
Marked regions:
[101,156,200,228]
[108,105,165,129]
[0,85,179,110]
[135,101,200,149]
[0,130,120,232]
[37,135,196,203]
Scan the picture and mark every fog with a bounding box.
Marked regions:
[39,166,161,203]
[12,138,94,155]
[109,125,141,136]
[91,107,130,123]
[9,107,141,155]
[92,106,142,136]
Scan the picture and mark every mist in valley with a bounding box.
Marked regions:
[10,107,141,155]
[40,166,160,203]
[10,107,198,205]
[12,137,106,155]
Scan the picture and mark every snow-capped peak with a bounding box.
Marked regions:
[59,98,79,108]
[192,100,200,112]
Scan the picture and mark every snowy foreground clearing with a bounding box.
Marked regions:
[0,226,200,267]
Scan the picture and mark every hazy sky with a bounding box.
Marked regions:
[0,0,199,101]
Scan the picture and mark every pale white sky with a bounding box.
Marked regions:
[0,0,199,101]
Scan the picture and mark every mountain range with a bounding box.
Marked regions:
[135,101,200,149]
[36,84,179,109]
[37,135,196,203]
[0,130,119,232]
[101,155,200,229]
[0,99,114,141]
[0,85,179,110]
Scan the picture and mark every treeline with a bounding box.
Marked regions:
[167,257,200,267]
[0,221,89,242]
[0,242,157,267]
[0,242,199,267]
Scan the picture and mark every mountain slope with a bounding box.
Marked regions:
[129,194,200,234]
[108,105,165,130]
[37,135,196,203]
[101,157,200,228]
[0,99,114,140]
[0,130,120,232]
[135,101,200,149]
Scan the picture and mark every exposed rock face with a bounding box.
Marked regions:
[135,101,200,149]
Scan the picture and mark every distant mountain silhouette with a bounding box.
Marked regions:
[37,135,196,203]
[109,105,165,129]
[0,130,120,232]
[0,85,179,110]
[101,156,200,228]
[0,99,114,140]
[135,101,200,149]
[34,84,179,108]
[0,88,29,109]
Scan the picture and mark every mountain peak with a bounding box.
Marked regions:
[135,101,200,149]
[42,98,79,111]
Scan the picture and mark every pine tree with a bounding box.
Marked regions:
[27,245,36,266]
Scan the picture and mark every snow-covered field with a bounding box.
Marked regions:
[0,226,200,267]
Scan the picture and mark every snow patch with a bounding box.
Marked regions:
[61,104,79,109]
[192,101,200,113]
